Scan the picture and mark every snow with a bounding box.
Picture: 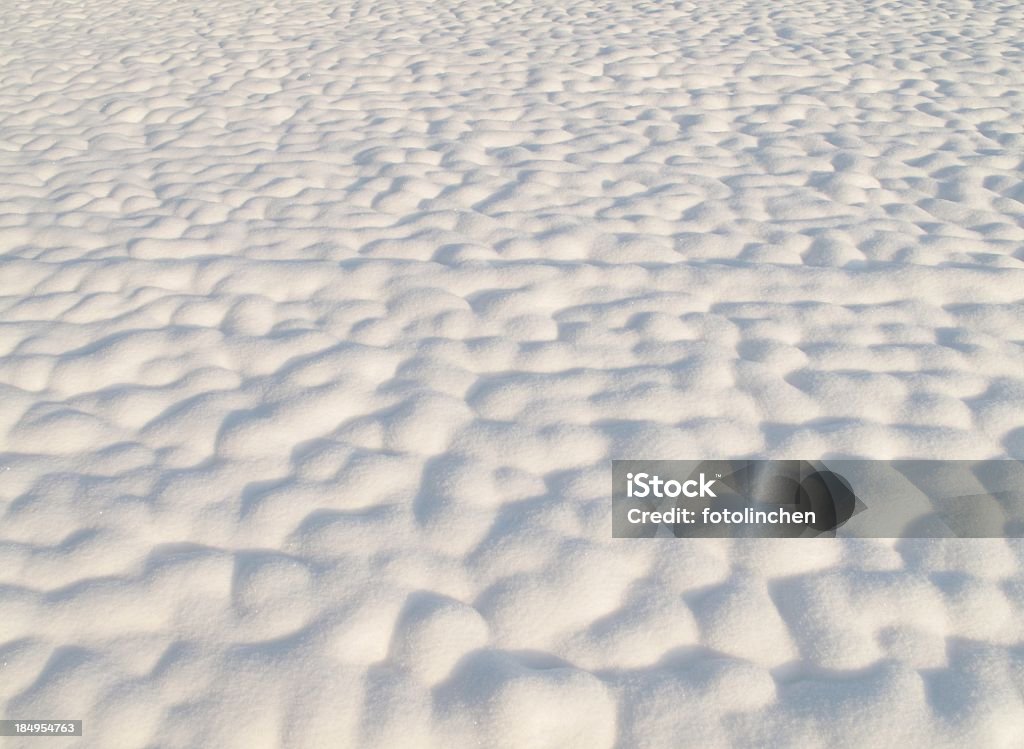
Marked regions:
[2,0,1024,745]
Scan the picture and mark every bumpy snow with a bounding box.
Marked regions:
[2,0,1024,746]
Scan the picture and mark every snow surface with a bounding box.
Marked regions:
[2,0,1024,746]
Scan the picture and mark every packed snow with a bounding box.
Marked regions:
[2,0,1024,745]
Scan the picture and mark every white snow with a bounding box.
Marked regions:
[2,0,1024,745]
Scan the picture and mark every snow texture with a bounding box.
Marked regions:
[2,0,1024,746]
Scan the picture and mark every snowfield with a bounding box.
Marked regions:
[2,0,1024,746]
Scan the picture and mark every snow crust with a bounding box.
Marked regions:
[2,0,1024,745]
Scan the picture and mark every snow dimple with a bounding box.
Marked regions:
[2,0,1024,745]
